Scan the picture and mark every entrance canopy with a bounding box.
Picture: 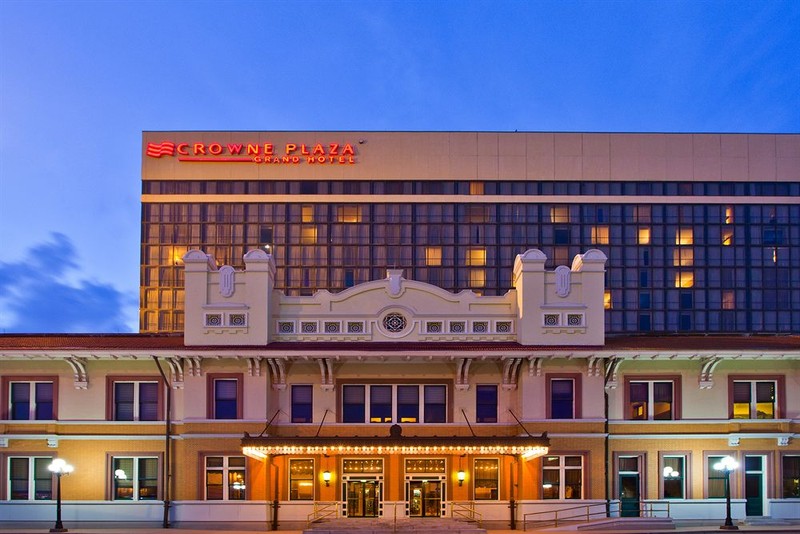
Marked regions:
[242,425,549,460]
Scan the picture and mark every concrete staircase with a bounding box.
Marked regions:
[304,517,486,534]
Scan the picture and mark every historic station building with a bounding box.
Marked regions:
[0,131,798,528]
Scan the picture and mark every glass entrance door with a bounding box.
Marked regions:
[346,480,380,518]
[619,474,640,517]
[408,480,442,517]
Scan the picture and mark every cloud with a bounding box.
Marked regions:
[0,233,137,333]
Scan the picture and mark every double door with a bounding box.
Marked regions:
[346,480,381,518]
[407,479,443,517]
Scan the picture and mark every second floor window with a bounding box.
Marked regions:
[732,380,776,419]
[475,385,498,423]
[550,378,575,419]
[291,385,313,423]
[209,375,241,420]
[113,381,159,421]
[627,380,674,420]
[341,383,448,423]
[8,381,54,420]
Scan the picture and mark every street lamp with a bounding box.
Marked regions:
[48,458,74,533]
[713,456,739,530]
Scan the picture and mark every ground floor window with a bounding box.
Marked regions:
[8,457,52,500]
[112,457,159,500]
[289,458,314,500]
[474,458,499,500]
[661,455,686,499]
[706,455,728,498]
[784,456,800,498]
[206,456,246,500]
[542,455,583,499]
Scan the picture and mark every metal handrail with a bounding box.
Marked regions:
[307,501,340,527]
[523,501,672,530]
[450,501,482,527]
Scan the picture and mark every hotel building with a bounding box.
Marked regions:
[0,131,798,529]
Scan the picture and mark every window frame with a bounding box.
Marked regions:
[1,376,59,421]
[541,453,586,500]
[288,458,315,501]
[291,384,313,423]
[105,376,164,422]
[338,380,452,424]
[5,455,54,500]
[704,452,735,499]
[659,452,690,499]
[781,454,800,498]
[475,384,498,423]
[473,457,499,501]
[206,373,243,420]
[728,375,785,420]
[108,453,162,501]
[546,374,582,420]
[623,375,682,421]
[203,454,247,501]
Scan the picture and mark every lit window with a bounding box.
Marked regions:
[722,229,733,246]
[337,205,362,223]
[591,226,609,245]
[470,182,484,195]
[469,269,486,288]
[673,248,694,267]
[370,385,392,423]
[112,457,159,501]
[676,227,693,245]
[300,226,317,244]
[732,380,776,419]
[782,456,800,498]
[467,205,488,222]
[722,291,735,310]
[725,206,734,224]
[707,456,727,498]
[289,459,314,500]
[474,458,499,500]
[425,247,442,266]
[675,272,694,288]
[604,291,613,310]
[301,205,314,223]
[341,383,447,424]
[206,456,246,500]
[7,381,54,420]
[112,381,160,421]
[662,456,685,499]
[291,385,313,423]
[8,457,53,500]
[638,227,651,245]
[628,380,675,420]
[550,206,570,223]
[466,248,486,266]
[542,455,583,499]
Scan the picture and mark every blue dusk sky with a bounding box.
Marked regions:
[1,0,799,333]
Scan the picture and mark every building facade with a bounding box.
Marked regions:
[1,248,799,528]
[140,131,800,335]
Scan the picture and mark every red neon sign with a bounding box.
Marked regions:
[146,141,358,165]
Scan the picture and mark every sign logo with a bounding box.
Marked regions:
[145,141,358,165]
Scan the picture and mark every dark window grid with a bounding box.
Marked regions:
[291,385,313,423]
[214,379,239,419]
[475,385,498,423]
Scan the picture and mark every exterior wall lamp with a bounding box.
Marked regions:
[322,470,331,487]
[713,455,740,530]
[457,470,466,486]
[48,458,74,533]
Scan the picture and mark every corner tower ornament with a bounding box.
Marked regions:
[555,265,571,297]
[219,266,235,297]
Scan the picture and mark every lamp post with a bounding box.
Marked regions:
[713,456,739,531]
[48,458,74,533]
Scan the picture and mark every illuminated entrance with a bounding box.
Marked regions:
[342,459,383,518]
[405,458,445,518]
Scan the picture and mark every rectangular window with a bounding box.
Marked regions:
[112,457,159,500]
[783,456,800,498]
[627,380,676,420]
[342,385,366,423]
[469,182,484,195]
[301,205,314,223]
[112,381,159,421]
[676,227,693,245]
[206,456,246,500]
[550,206,570,223]
[476,385,498,423]
[542,455,583,499]
[550,379,575,419]
[424,385,446,423]
[466,247,486,266]
[591,225,609,245]
[675,272,694,288]
[369,385,392,423]
[707,455,727,498]
[291,385,313,423]
[474,458,499,500]
[469,268,486,288]
[662,456,685,499]
[673,248,694,266]
[425,246,442,266]
[337,205,362,223]
[722,291,735,310]
[722,229,733,245]
[211,377,240,419]
[732,380,777,419]
[8,457,52,500]
[289,459,314,500]
[604,290,613,309]
[300,225,317,244]
[724,206,734,224]
[397,385,419,423]
[638,227,651,245]
[8,381,54,420]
